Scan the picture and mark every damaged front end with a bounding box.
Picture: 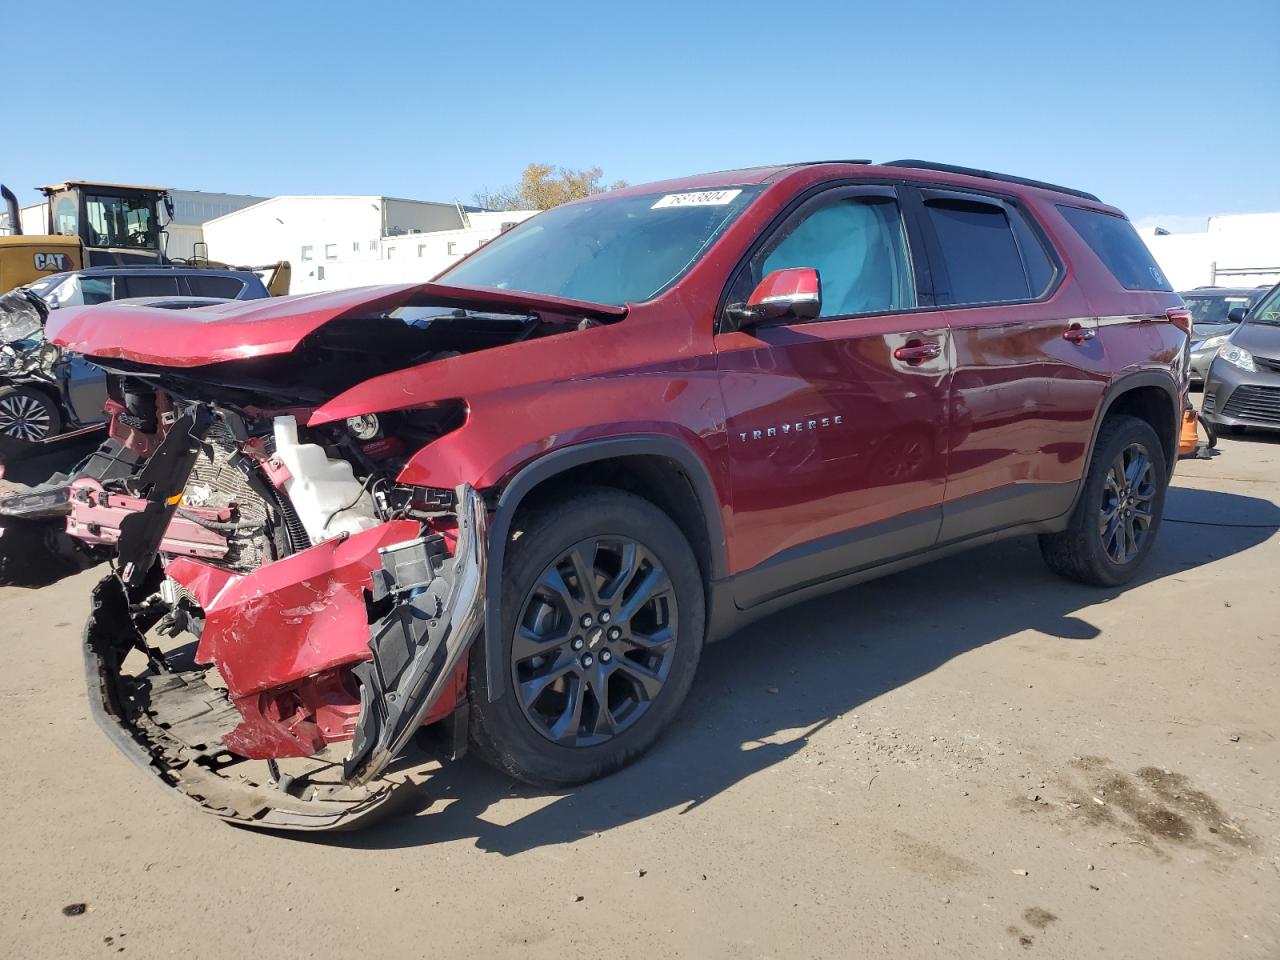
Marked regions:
[47,282,622,830]
[84,478,485,830]
[80,400,486,828]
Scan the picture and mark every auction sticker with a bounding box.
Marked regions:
[652,189,742,209]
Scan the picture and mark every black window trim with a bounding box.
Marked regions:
[912,185,1064,310]
[715,180,937,333]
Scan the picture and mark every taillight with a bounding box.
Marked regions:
[1166,307,1192,334]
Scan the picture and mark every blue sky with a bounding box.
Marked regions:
[7,0,1278,230]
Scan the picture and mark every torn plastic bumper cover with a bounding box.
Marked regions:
[344,485,487,785]
[82,483,488,831]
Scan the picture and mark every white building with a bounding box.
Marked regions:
[202,197,536,293]
[1140,212,1280,291]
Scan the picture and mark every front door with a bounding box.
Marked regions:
[714,185,951,608]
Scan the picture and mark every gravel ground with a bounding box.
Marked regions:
[1,427,1277,959]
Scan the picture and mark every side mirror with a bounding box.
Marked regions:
[726,267,822,329]
[1227,306,1248,323]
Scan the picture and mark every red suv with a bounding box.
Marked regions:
[45,160,1189,830]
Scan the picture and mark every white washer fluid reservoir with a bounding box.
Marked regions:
[272,415,380,543]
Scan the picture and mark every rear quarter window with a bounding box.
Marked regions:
[1057,205,1172,292]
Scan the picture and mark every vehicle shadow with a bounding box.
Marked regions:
[316,484,1280,853]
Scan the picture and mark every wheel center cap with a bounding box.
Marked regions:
[588,627,606,649]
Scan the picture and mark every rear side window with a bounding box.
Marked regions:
[120,275,181,298]
[1057,205,1172,291]
[186,275,245,298]
[923,198,1036,304]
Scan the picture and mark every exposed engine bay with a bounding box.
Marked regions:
[74,387,487,828]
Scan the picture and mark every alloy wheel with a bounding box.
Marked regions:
[1099,441,1156,564]
[0,393,52,442]
[512,536,678,747]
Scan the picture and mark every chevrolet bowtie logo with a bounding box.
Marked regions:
[739,415,843,442]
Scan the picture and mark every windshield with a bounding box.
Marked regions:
[1184,294,1252,325]
[438,186,762,306]
[1245,284,1280,327]
[84,193,158,249]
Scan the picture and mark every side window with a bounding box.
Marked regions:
[1057,205,1172,291]
[923,198,1031,304]
[79,277,114,304]
[759,196,915,318]
[186,275,245,299]
[120,275,181,299]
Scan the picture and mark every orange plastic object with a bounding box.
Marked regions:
[1179,405,1199,457]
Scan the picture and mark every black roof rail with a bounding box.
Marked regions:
[882,160,1101,203]
[796,159,872,166]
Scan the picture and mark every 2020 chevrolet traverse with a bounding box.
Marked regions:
[38,160,1188,829]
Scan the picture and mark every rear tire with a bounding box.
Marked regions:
[1040,415,1168,587]
[469,487,705,787]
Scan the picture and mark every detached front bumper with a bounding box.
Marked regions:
[81,484,487,832]
[84,575,399,830]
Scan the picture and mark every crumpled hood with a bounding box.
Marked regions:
[46,282,626,367]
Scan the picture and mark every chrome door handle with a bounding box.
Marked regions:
[894,341,941,365]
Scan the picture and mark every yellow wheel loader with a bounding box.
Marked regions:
[1,181,288,295]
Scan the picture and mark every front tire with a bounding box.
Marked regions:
[1040,415,1168,587]
[0,386,61,444]
[469,487,705,787]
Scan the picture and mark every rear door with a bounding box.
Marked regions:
[911,188,1109,541]
[714,184,951,606]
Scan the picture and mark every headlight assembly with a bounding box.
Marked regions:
[1198,334,1229,353]
[1218,342,1256,373]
